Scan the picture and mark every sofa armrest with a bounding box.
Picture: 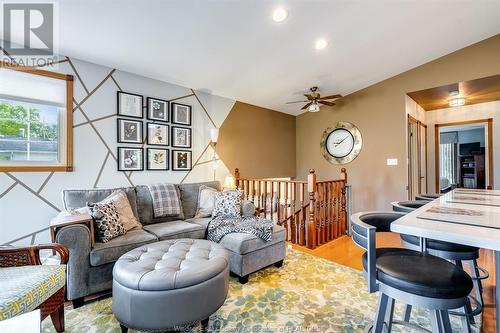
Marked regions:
[55,224,92,300]
[241,200,256,217]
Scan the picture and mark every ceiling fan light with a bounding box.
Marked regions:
[308,103,320,112]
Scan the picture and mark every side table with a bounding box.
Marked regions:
[50,212,94,247]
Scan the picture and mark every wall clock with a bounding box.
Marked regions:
[320,121,362,164]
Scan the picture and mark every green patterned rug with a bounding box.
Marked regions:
[42,248,480,332]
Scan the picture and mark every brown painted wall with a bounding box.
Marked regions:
[296,34,500,213]
[218,101,296,178]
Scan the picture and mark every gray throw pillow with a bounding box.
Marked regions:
[87,201,126,243]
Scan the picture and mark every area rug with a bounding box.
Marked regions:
[42,248,480,332]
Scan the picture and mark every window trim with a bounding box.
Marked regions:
[0,63,74,172]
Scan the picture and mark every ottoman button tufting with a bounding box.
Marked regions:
[112,239,229,333]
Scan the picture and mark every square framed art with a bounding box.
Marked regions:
[171,126,191,148]
[147,122,169,146]
[171,102,192,126]
[117,118,143,144]
[147,148,169,170]
[117,91,143,118]
[147,97,169,122]
[117,147,143,171]
[172,150,192,171]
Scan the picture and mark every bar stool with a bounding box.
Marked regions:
[392,201,488,327]
[415,193,441,201]
[351,211,473,333]
[391,200,426,213]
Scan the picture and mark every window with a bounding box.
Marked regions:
[0,64,73,171]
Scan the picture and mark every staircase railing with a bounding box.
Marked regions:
[235,168,348,249]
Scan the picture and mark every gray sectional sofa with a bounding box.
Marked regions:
[56,181,286,308]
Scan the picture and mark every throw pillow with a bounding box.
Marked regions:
[102,190,141,231]
[212,189,242,217]
[87,201,126,243]
[195,185,219,218]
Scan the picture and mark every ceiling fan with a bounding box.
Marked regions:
[286,86,342,112]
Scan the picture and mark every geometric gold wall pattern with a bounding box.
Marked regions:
[0,51,235,246]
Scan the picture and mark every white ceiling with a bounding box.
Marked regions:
[26,1,500,115]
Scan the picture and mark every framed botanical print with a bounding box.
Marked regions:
[147,123,169,146]
[172,150,192,171]
[171,126,191,148]
[117,118,143,144]
[147,148,169,171]
[117,91,143,118]
[147,97,169,122]
[118,147,143,171]
[171,103,192,126]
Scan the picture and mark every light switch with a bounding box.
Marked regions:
[387,158,398,166]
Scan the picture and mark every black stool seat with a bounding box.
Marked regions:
[401,234,479,253]
[362,248,473,299]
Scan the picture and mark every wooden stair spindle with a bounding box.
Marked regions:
[234,168,240,189]
[308,169,317,249]
[341,168,347,235]
[300,183,306,246]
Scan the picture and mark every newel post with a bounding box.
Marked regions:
[234,168,240,189]
[307,169,317,249]
[341,168,347,234]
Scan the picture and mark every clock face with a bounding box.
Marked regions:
[326,128,354,158]
[320,122,362,165]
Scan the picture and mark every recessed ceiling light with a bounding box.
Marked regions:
[315,39,328,50]
[272,7,288,22]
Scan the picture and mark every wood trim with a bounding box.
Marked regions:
[434,118,494,191]
[0,166,70,172]
[424,125,428,192]
[66,79,74,171]
[434,125,440,192]
[0,64,74,172]
[487,118,494,189]
[0,62,72,81]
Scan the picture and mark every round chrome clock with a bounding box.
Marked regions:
[320,122,362,164]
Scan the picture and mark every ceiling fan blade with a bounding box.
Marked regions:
[304,94,313,100]
[319,101,336,107]
[301,102,313,110]
[285,100,309,104]
[318,94,342,100]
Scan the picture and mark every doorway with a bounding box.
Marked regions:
[408,115,427,199]
[435,119,493,191]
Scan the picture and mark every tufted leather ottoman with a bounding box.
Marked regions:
[112,239,229,333]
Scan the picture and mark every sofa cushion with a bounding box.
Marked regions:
[142,221,205,241]
[63,187,139,221]
[135,185,184,225]
[0,265,66,320]
[90,229,158,266]
[178,181,221,219]
[185,217,212,229]
[219,224,286,255]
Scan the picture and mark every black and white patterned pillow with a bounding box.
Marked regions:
[87,201,126,243]
[212,190,242,217]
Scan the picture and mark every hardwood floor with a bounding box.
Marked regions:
[293,233,496,333]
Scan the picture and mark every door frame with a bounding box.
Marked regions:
[408,114,428,199]
[434,118,493,191]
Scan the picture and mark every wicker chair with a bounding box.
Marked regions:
[0,244,69,332]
